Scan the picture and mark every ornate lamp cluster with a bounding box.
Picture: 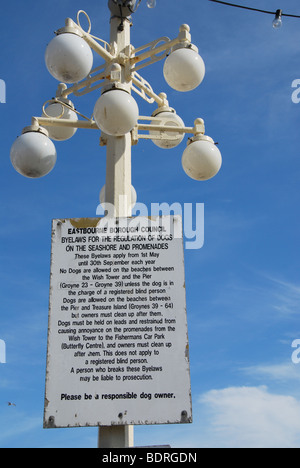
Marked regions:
[10,2,222,184]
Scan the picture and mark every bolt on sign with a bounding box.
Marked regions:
[44,216,192,428]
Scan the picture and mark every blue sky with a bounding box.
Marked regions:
[1,0,300,448]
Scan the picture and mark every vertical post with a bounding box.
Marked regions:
[98,13,134,449]
[103,14,132,218]
[105,132,132,217]
[98,425,134,449]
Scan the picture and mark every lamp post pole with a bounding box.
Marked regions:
[10,0,223,450]
[103,16,132,219]
[98,14,134,449]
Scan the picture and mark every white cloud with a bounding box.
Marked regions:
[266,277,300,317]
[241,362,300,382]
[198,272,300,324]
[0,411,41,445]
[198,386,300,448]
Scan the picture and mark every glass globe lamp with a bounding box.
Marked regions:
[150,110,185,149]
[93,89,139,136]
[163,46,205,92]
[10,127,57,178]
[45,33,93,84]
[182,136,222,181]
[42,100,78,141]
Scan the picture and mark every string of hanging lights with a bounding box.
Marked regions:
[208,0,300,28]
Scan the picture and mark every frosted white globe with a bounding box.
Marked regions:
[45,33,93,84]
[10,131,57,178]
[163,48,205,92]
[150,111,185,149]
[94,89,139,136]
[182,139,222,181]
[42,102,78,141]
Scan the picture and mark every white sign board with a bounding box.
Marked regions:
[44,216,192,428]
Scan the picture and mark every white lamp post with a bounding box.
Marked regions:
[10,0,222,448]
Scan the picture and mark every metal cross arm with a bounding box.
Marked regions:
[129,24,193,71]
[57,19,195,106]
[10,5,222,188]
[32,112,208,146]
[63,13,115,64]
[132,117,206,146]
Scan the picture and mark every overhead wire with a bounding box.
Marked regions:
[208,0,300,19]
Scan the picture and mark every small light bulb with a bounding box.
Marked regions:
[147,0,156,8]
[272,18,282,29]
[273,9,282,29]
